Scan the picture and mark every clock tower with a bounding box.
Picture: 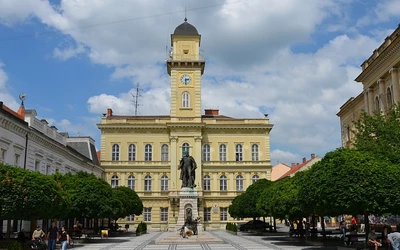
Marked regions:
[167,18,205,123]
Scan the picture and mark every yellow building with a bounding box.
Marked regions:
[97,19,273,230]
[337,25,400,146]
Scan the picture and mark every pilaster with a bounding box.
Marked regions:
[390,68,400,104]
[194,136,202,188]
[170,136,178,190]
[367,88,374,115]
[377,78,385,113]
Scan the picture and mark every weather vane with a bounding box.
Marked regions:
[19,93,26,104]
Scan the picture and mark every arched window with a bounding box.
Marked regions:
[145,144,152,161]
[387,87,393,109]
[112,144,119,161]
[203,175,211,191]
[375,96,380,112]
[236,175,244,191]
[252,174,259,184]
[111,175,119,188]
[144,175,152,191]
[219,144,226,161]
[235,144,243,161]
[220,175,227,191]
[182,92,190,108]
[127,175,135,190]
[161,175,168,191]
[161,144,169,161]
[251,144,259,161]
[203,144,210,161]
[128,144,136,161]
[182,143,190,156]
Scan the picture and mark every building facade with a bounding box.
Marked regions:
[337,25,400,146]
[0,101,103,232]
[98,20,273,230]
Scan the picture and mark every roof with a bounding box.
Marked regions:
[278,157,320,180]
[66,140,100,166]
[173,19,199,35]
[0,102,25,121]
[106,114,236,120]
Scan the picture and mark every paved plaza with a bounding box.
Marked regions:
[72,230,337,250]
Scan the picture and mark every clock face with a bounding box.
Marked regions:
[180,74,192,85]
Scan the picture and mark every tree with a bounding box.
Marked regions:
[228,179,272,219]
[55,171,115,219]
[0,164,69,220]
[258,171,308,221]
[112,186,143,219]
[353,104,400,165]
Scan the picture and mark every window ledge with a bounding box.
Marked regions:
[179,108,193,110]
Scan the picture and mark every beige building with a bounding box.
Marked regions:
[97,20,273,230]
[337,25,400,146]
[270,163,290,181]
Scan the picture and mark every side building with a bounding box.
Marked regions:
[0,101,103,232]
[98,19,273,230]
[337,25,400,146]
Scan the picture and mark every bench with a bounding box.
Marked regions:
[82,230,102,241]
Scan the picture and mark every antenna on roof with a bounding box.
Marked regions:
[131,83,143,116]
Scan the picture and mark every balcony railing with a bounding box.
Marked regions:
[202,161,270,166]
[166,53,205,61]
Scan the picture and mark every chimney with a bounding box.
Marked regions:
[291,163,296,168]
[17,102,25,119]
[205,109,219,116]
[107,108,113,117]
[311,153,315,159]
[302,157,306,163]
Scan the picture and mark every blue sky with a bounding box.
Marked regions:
[0,0,400,165]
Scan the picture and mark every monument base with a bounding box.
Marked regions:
[154,231,224,244]
[175,187,200,231]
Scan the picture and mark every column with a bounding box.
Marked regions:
[367,88,374,115]
[169,136,178,190]
[390,68,400,104]
[378,79,385,113]
[194,136,202,189]
[363,90,369,113]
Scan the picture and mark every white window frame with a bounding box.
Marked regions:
[204,207,211,221]
[127,175,135,190]
[182,92,190,108]
[220,207,228,221]
[182,143,190,156]
[235,144,243,161]
[144,175,152,191]
[236,175,244,191]
[203,144,210,161]
[252,174,259,184]
[220,175,227,191]
[160,207,168,222]
[219,144,226,161]
[14,154,20,167]
[127,215,134,221]
[203,175,211,191]
[161,175,168,191]
[128,144,136,161]
[111,175,119,188]
[144,208,152,222]
[161,144,169,161]
[112,144,120,161]
[144,144,152,161]
[251,144,259,161]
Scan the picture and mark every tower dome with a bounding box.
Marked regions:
[173,18,199,35]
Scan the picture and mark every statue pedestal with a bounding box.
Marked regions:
[175,187,199,232]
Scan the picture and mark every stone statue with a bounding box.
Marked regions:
[178,151,197,188]
[180,207,198,237]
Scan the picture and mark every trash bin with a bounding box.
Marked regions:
[101,230,108,238]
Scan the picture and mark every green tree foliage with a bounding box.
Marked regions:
[0,164,69,220]
[353,104,400,165]
[55,171,115,219]
[299,148,395,216]
[258,171,308,220]
[112,186,143,219]
[228,179,272,219]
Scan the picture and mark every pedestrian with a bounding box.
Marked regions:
[46,221,59,250]
[58,225,70,250]
[368,228,382,250]
[340,218,346,244]
[387,231,400,250]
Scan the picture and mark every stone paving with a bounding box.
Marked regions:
[72,231,338,250]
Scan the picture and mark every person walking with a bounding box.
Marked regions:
[46,221,59,250]
[340,218,346,245]
[388,232,400,250]
[58,226,70,250]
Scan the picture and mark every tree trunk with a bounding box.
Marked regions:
[364,213,370,243]
[321,215,326,240]
[273,217,277,232]
[6,219,11,239]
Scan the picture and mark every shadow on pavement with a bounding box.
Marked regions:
[80,238,130,244]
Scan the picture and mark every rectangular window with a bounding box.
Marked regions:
[160,208,168,222]
[220,207,228,221]
[219,145,226,161]
[34,160,41,172]
[144,208,152,222]
[46,165,51,175]
[204,207,211,222]
[14,154,20,166]
[203,177,211,191]
[220,178,227,191]
[0,149,6,163]
[127,215,134,222]
[236,178,244,191]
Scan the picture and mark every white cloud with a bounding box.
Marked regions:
[53,44,85,61]
[271,149,302,166]
[0,61,19,110]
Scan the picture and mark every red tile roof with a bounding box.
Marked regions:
[1,103,25,120]
[278,158,314,180]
